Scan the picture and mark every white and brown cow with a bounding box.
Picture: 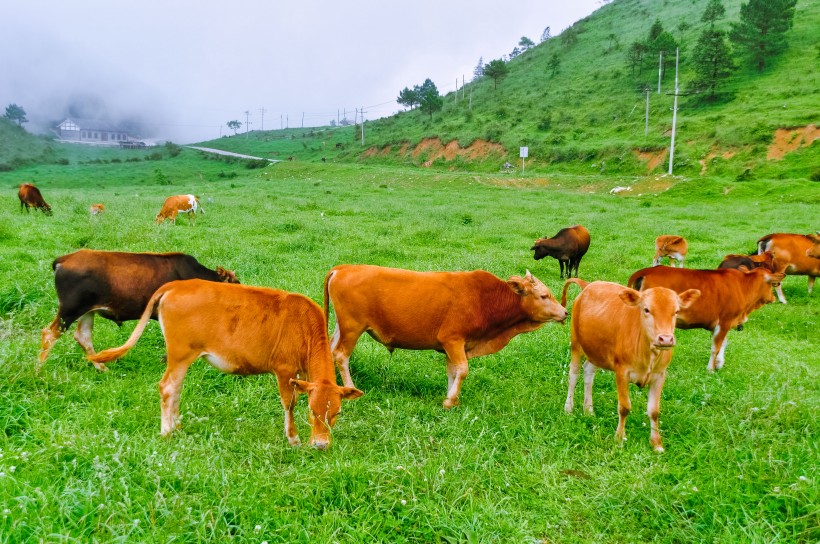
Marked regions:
[562,279,700,452]
[18,183,52,215]
[653,235,688,268]
[89,203,106,216]
[87,280,362,448]
[758,233,820,303]
[156,194,204,225]
[628,266,783,371]
[324,265,567,408]
[40,249,238,370]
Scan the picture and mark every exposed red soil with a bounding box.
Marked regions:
[633,149,668,172]
[406,137,506,163]
[767,125,818,160]
[698,150,737,176]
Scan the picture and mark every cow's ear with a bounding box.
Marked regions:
[507,276,527,295]
[678,289,701,309]
[340,387,364,400]
[290,379,314,393]
[766,272,786,284]
[619,289,642,307]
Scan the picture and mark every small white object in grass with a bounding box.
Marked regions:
[692,487,698,492]
[609,186,632,194]
[401,499,407,505]
[396,465,403,470]
[254,525,262,532]
[439,469,445,475]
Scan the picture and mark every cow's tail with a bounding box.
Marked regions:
[87,287,167,365]
[757,235,773,255]
[561,278,589,307]
[323,269,336,332]
[627,271,645,291]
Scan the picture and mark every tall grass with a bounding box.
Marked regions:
[0,150,817,542]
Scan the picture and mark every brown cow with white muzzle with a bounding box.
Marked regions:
[562,279,700,452]
[87,279,363,448]
[324,265,567,408]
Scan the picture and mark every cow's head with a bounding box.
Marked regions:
[620,286,700,349]
[530,238,557,260]
[807,235,820,259]
[508,270,567,323]
[743,268,786,309]
[216,267,240,284]
[289,379,363,449]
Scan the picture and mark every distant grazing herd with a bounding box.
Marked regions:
[16,182,820,450]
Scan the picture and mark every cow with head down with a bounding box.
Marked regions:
[758,233,820,303]
[531,225,591,279]
[156,194,204,225]
[324,265,567,408]
[40,249,239,370]
[18,183,52,215]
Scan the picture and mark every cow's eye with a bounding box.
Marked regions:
[644,308,650,314]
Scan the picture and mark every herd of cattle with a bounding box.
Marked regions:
[17,182,820,451]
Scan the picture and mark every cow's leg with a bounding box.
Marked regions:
[652,254,661,267]
[582,361,597,415]
[774,281,787,304]
[39,316,65,371]
[809,276,816,295]
[158,350,196,437]
[614,369,631,444]
[442,342,468,409]
[275,373,301,446]
[72,313,104,370]
[646,371,666,452]
[564,346,583,413]
[329,322,361,388]
[708,325,730,371]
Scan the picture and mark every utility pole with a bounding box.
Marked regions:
[337,109,340,125]
[259,107,266,131]
[455,78,458,104]
[301,112,304,128]
[280,115,283,130]
[244,110,251,138]
[462,75,465,99]
[645,85,650,138]
[668,48,679,175]
[657,50,663,94]
[360,107,366,145]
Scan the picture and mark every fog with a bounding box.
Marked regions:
[1,0,601,144]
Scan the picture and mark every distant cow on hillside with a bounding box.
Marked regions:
[156,194,204,225]
[18,183,52,215]
[531,225,591,278]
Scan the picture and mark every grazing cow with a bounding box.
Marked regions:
[18,183,52,215]
[155,194,204,225]
[89,203,106,216]
[40,249,239,369]
[87,280,362,448]
[758,233,820,303]
[531,225,591,278]
[653,235,688,268]
[718,251,778,273]
[324,265,567,408]
[562,279,700,452]
[628,266,784,371]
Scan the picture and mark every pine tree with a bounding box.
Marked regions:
[730,0,798,71]
[692,28,735,99]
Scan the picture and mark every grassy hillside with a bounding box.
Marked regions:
[0,151,817,541]
[0,118,68,172]
[198,0,819,179]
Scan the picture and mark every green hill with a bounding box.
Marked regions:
[200,0,819,180]
[0,117,68,172]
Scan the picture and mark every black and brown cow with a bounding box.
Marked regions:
[531,225,591,278]
[40,249,239,370]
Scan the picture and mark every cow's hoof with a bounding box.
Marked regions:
[288,436,302,447]
[92,363,108,372]
[442,398,459,409]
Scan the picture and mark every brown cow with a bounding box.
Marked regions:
[653,235,688,267]
[89,203,105,216]
[87,280,362,448]
[324,265,567,408]
[40,250,239,370]
[562,279,700,452]
[628,266,784,371]
[531,225,591,278]
[758,233,820,303]
[718,251,778,273]
[155,194,204,225]
[18,183,52,215]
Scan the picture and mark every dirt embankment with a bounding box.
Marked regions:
[633,149,668,172]
[767,125,818,160]
[363,138,506,165]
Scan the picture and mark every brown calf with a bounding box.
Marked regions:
[653,235,688,267]
[324,265,567,408]
[87,280,362,448]
[758,233,820,303]
[562,279,699,451]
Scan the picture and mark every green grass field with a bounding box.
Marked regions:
[1,148,817,542]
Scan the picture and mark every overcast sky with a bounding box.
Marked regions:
[1,0,602,144]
